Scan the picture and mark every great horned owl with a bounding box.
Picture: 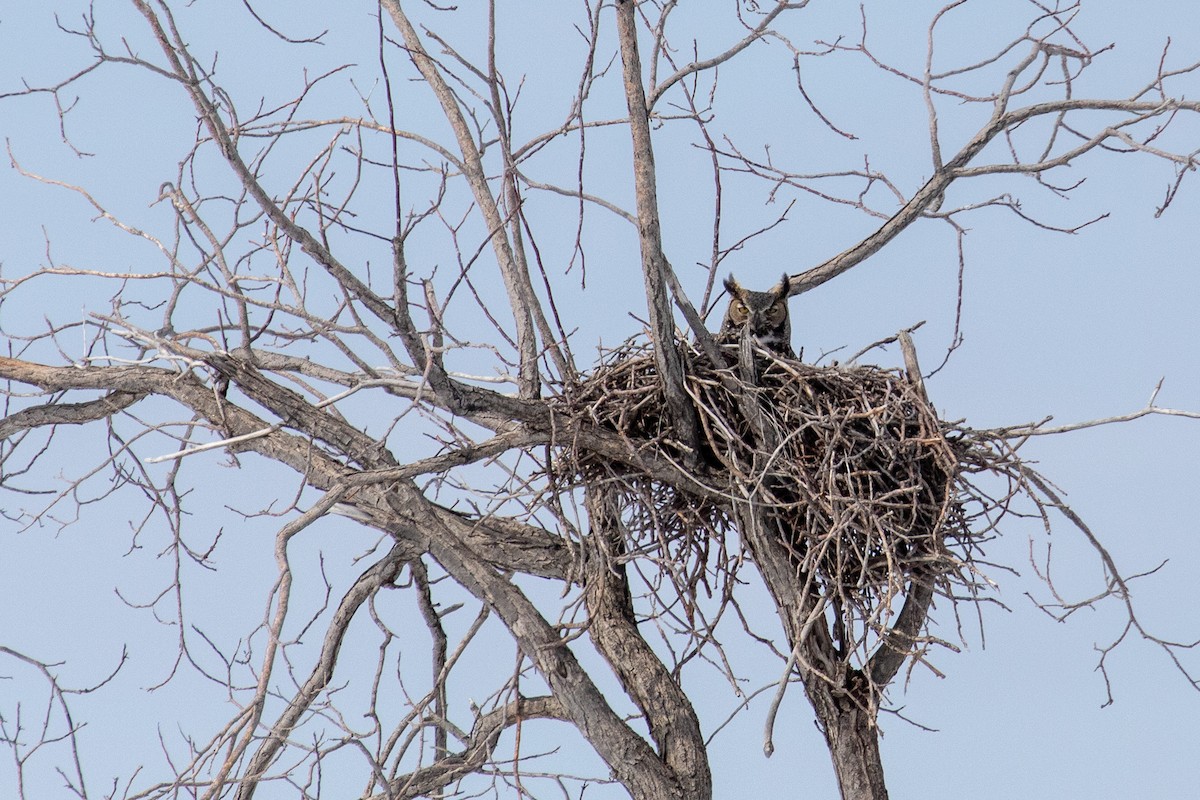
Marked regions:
[719,273,795,358]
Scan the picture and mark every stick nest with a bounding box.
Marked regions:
[553,339,997,602]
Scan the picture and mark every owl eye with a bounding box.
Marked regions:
[732,301,747,316]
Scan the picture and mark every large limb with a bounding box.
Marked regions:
[615,0,702,459]
[0,356,569,579]
[408,505,692,800]
[583,488,712,800]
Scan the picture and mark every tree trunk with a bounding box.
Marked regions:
[807,681,889,800]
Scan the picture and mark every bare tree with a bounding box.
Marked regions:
[2,2,1198,799]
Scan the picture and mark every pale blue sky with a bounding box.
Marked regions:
[2,2,1198,798]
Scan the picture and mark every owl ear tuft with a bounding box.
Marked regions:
[773,273,790,300]
[723,274,741,296]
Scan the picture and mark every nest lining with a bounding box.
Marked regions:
[553,339,984,602]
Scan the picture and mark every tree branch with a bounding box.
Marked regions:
[380,0,543,398]
[615,0,702,460]
[0,389,145,439]
[378,696,567,800]
[789,94,1200,296]
[233,541,414,800]
[584,488,711,798]
[407,506,687,800]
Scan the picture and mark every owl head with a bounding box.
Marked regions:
[719,273,794,356]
